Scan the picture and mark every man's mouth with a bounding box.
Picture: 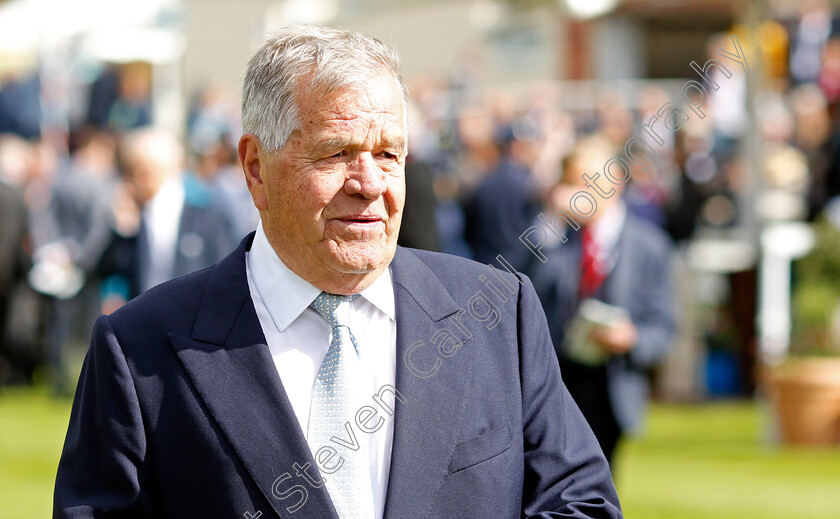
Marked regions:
[337,215,384,224]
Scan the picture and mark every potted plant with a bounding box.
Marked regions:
[765,218,840,446]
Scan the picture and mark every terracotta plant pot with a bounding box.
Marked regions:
[762,358,840,446]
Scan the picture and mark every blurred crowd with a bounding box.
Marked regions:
[3,3,840,401]
[0,64,256,391]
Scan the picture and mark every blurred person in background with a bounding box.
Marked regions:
[23,139,62,248]
[0,137,32,384]
[790,0,833,86]
[788,84,832,217]
[528,135,676,466]
[85,64,120,129]
[452,103,500,196]
[0,71,41,139]
[706,33,747,169]
[756,91,810,222]
[432,103,496,259]
[595,91,634,150]
[814,37,840,206]
[99,127,233,302]
[463,116,541,270]
[664,122,717,243]
[398,160,441,252]
[397,97,440,251]
[527,91,576,191]
[625,86,682,229]
[105,63,153,132]
[28,129,117,393]
[820,36,840,104]
[188,131,258,242]
[187,85,259,241]
[0,137,60,384]
[85,63,153,133]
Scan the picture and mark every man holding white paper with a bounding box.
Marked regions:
[529,136,677,465]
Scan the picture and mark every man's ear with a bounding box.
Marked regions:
[239,134,268,210]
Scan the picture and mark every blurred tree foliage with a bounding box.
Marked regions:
[792,218,840,356]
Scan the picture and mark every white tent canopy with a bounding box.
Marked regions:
[0,0,182,60]
[0,0,185,132]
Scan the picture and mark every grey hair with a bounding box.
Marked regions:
[242,24,407,153]
[121,126,183,174]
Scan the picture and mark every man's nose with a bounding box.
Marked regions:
[344,152,387,199]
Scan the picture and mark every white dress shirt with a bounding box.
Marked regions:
[539,198,627,267]
[245,221,396,519]
[587,199,627,273]
[141,178,184,292]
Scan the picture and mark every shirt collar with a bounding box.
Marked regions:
[359,265,395,321]
[248,221,395,331]
[146,177,184,215]
[590,199,627,253]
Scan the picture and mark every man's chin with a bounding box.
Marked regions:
[329,258,382,276]
[326,244,395,276]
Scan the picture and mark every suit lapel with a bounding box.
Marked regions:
[604,216,635,308]
[167,240,477,518]
[559,233,582,302]
[552,234,582,334]
[173,203,194,277]
[168,234,339,519]
[383,248,475,519]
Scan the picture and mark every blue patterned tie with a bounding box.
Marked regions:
[309,292,375,519]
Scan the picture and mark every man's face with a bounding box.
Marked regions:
[549,148,621,222]
[124,146,174,205]
[244,75,407,293]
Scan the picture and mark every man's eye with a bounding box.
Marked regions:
[377,151,397,160]
[330,150,348,159]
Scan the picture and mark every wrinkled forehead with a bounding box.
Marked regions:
[303,59,407,102]
[299,75,408,132]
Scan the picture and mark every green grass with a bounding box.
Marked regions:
[2,391,840,519]
[615,402,840,519]
[0,386,72,519]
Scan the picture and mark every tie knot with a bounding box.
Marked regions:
[311,292,359,328]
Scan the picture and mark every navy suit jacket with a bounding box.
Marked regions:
[100,190,234,300]
[464,158,539,270]
[528,214,677,433]
[54,234,622,518]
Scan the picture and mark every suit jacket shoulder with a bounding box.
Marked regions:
[56,239,622,519]
[107,265,214,349]
[395,246,526,303]
[623,213,673,256]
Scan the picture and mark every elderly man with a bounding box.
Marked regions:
[54,26,621,519]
